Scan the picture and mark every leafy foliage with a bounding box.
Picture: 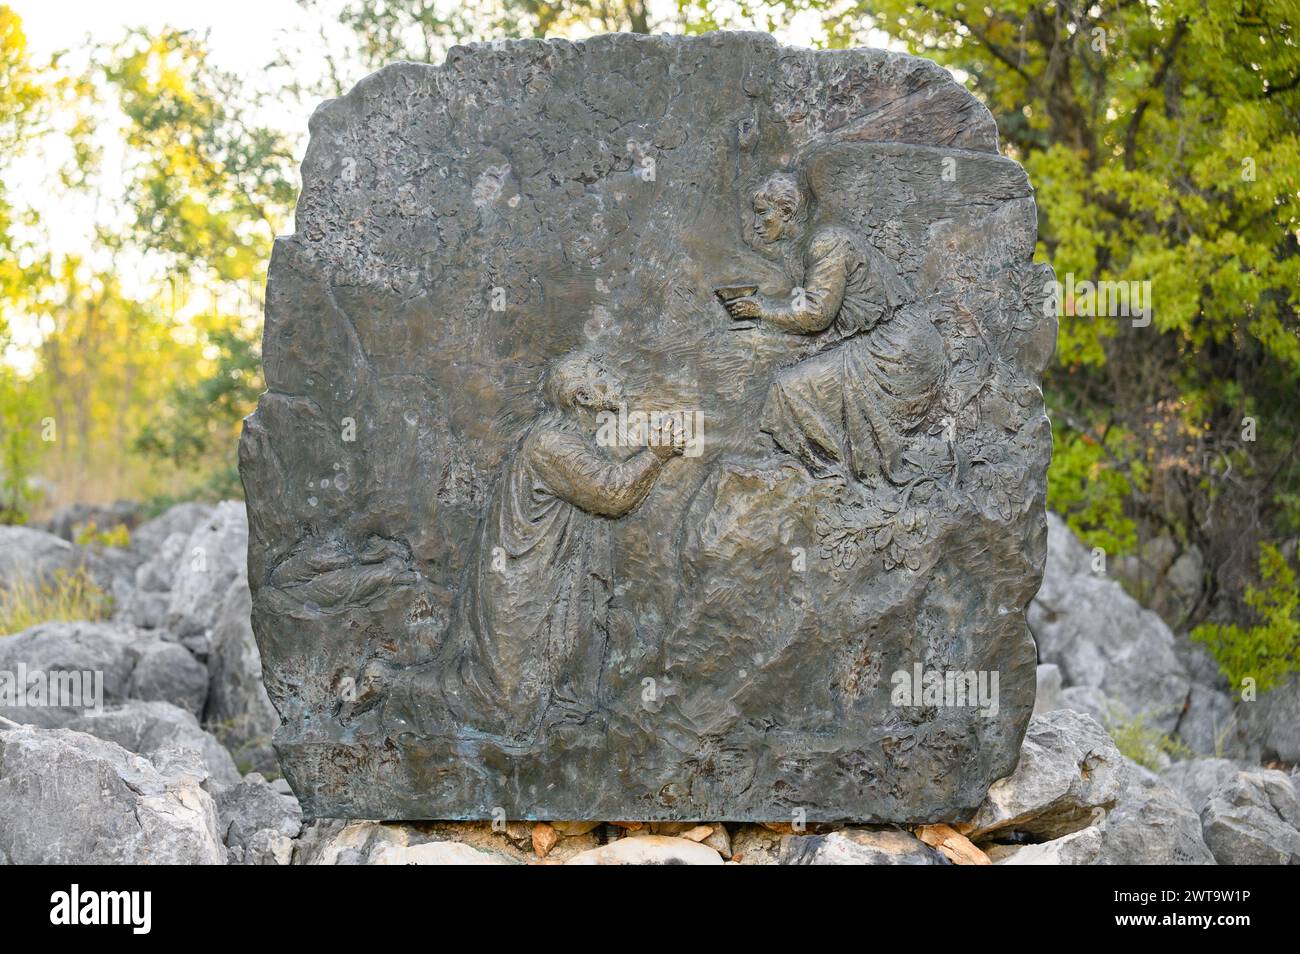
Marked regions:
[1193,543,1300,693]
[0,9,53,521]
[1046,421,1140,554]
[0,10,293,520]
[72,520,130,548]
[0,365,45,523]
[103,29,296,284]
[134,320,263,499]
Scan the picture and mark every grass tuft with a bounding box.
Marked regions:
[0,567,113,636]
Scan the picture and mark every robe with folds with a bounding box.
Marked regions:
[759,224,947,484]
[385,413,663,742]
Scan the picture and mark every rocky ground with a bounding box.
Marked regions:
[0,503,1296,864]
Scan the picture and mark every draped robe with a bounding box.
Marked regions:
[758,225,946,484]
[385,413,663,742]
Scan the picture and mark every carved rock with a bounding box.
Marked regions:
[241,32,1053,821]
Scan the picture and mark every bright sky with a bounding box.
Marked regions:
[12,0,348,131]
[10,0,877,86]
[14,0,333,75]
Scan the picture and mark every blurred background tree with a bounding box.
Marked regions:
[101,27,295,499]
[0,4,54,519]
[0,13,295,511]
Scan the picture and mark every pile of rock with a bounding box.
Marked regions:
[1,502,284,864]
[0,503,1296,864]
[1030,513,1300,764]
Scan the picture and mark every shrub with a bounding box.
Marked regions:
[1047,422,1141,556]
[73,520,131,548]
[1192,543,1300,695]
[1106,706,1191,771]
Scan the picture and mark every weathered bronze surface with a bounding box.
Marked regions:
[240,32,1055,821]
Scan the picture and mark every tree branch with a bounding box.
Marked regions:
[1122,17,1188,170]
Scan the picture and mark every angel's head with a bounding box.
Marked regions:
[752,172,807,244]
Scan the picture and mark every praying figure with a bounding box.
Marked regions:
[723,172,947,486]
[375,351,684,742]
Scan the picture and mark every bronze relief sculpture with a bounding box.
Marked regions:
[241,32,1055,821]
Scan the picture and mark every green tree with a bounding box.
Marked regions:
[1,11,294,514]
[0,365,44,522]
[134,317,263,499]
[103,28,297,283]
[92,28,294,498]
[1193,542,1300,692]
[0,5,56,521]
